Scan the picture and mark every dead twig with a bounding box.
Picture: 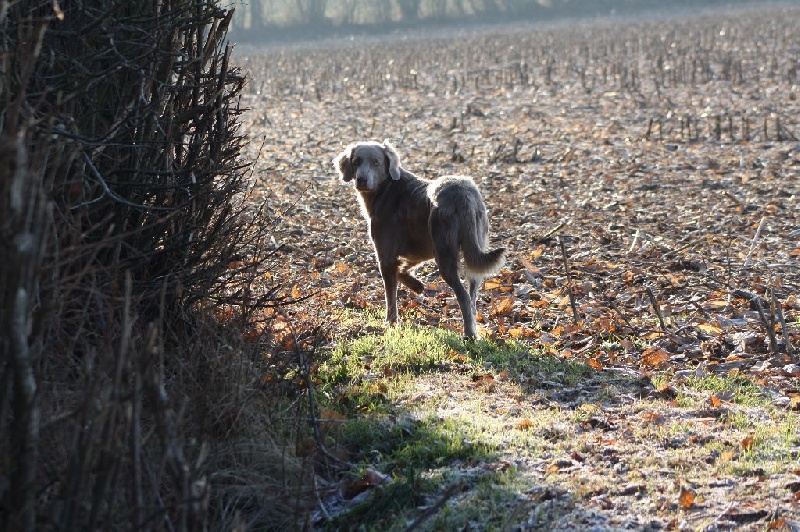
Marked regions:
[558,237,580,324]
[771,290,795,362]
[628,228,645,255]
[536,219,570,243]
[645,286,669,332]
[405,482,465,532]
[737,289,780,355]
[294,324,353,469]
[740,216,766,272]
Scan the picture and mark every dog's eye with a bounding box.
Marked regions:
[353,157,362,165]
[372,159,380,166]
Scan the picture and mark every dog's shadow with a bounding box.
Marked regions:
[437,330,656,408]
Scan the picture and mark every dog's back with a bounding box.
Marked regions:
[428,176,506,276]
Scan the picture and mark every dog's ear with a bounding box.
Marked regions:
[382,140,403,181]
[333,145,355,182]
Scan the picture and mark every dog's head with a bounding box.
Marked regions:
[333,140,403,192]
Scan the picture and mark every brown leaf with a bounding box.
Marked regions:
[697,322,723,335]
[642,411,665,425]
[491,297,515,317]
[472,373,496,392]
[641,347,670,369]
[678,487,696,509]
[741,435,755,452]
[709,394,722,408]
[517,418,534,430]
[588,358,604,370]
[767,517,786,530]
[295,437,316,458]
[318,408,346,435]
[720,449,736,462]
[529,246,545,260]
[484,278,504,290]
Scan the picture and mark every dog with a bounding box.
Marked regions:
[333,140,505,339]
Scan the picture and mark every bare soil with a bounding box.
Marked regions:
[235,4,800,529]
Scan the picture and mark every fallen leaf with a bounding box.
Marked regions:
[318,408,347,435]
[642,411,665,425]
[529,246,545,260]
[767,517,786,529]
[720,449,736,462]
[484,278,504,290]
[741,435,755,452]
[491,297,515,317]
[678,487,696,509]
[641,347,670,369]
[518,418,534,430]
[472,373,496,392]
[697,322,723,335]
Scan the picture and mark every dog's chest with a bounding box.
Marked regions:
[368,210,434,260]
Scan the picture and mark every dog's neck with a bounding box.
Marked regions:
[356,179,393,220]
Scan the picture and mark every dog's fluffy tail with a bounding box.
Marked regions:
[464,245,506,276]
[460,202,506,276]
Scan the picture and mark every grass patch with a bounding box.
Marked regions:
[311,314,800,529]
[663,373,800,476]
[313,318,553,528]
[320,323,453,387]
[682,373,770,407]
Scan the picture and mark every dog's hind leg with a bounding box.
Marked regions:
[467,275,481,312]
[440,258,478,338]
[432,234,479,338]
[398,272,425,293]
[397,259,425,293]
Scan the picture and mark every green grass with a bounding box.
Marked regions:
[313,319,575,529]
[309,313,800,529]
[682,373,770,407]
[657,372,800,476]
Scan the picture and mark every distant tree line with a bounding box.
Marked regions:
[227,0,757,35]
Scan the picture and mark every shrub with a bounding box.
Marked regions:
[0,1,284,530]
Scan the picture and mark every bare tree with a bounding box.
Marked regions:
[427,0,448,18]
[295,0,328,24]
[395,0,421,21]
[252,0,265,29]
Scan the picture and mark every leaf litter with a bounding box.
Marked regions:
[234,4,800,530]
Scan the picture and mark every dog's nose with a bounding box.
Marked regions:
[356,176,368,189]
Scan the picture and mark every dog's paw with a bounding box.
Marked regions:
[463,329,480,341]
[398,274,425,294]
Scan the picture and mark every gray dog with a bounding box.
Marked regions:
[334,140,505,338]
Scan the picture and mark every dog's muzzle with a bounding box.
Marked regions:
[355,176,370,190]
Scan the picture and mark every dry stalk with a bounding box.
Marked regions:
[536,219,570,243]
[737,289,780,355]
[292,322,353,470]
[645,286,669,333]
[740,216,767,272]
[558,237,580,324]
[405,482,465,532]
[771,290,795,362]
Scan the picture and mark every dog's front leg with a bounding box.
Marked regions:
[378,257,399,323]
